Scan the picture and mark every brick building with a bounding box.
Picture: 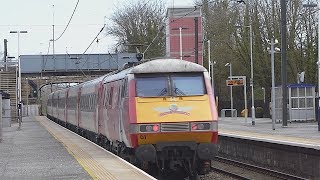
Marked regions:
[166,7,203,65]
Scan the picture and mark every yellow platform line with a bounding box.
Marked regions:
[35,116,116,180]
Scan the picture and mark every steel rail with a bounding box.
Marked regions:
[214,156,308,180]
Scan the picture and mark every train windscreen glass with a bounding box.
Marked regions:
[136,76,169,97]
[136,73,206,97]
[172,75,206,96]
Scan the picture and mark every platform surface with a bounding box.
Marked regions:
[0,117,91,179]
[0,116,155,180]
[219,117,320,149]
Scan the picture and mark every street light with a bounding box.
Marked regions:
[225,62,233,110]
[303,3,320,131]
[172,27,188,60]
[235,24,255,125]
[10,30,28,129]
[268,38,280,130]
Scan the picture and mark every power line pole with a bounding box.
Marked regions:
[281,0,288,127]
[271,38,276,130]
[52,4,55,56]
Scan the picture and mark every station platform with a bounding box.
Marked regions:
[0,116,155,180]
[218,117,320,149]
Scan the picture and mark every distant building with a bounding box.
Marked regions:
[166,7,203,65]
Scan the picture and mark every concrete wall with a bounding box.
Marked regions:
[217,135,320,179]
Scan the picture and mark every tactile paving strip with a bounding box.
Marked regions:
[35,116,155,180]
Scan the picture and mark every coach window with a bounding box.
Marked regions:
[120,79,125,98]
[123,78,128,97]
[80,97,82,110]
[86,95,89,111]
[103,85,108,107]
[93,94,97,110]
[117,82,121,106]
[89,94,92,111]
[108,87,114,107]
[68,97,71,109]
[81,96,84,110]
[92,94,95,110]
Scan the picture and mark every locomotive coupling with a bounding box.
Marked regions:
[135,144,156,162]
[197,143,217,160]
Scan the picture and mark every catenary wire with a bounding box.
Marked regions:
[54,0,80,41]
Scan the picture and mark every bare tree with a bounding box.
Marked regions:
[201,0,318,105]
[107,0,166,59]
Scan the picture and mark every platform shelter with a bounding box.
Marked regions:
[275,84,316,122]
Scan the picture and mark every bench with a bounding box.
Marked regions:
[221,109,237,118]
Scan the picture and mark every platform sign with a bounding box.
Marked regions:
[226,79,244,86]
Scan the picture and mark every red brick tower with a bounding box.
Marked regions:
[166,7,203,65]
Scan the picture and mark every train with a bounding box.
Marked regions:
[46,58,218,179]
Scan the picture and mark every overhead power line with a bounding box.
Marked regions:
[81,24,106,55]
[54,0,80,41]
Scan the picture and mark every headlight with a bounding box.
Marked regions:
[191,122,211,131]
[139,124,160,133]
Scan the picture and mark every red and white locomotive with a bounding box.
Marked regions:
[46,58,218,179]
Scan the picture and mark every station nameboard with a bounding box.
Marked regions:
[226,79,244,86]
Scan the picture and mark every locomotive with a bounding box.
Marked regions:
[46,58,218,179]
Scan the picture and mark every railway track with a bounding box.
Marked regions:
[210,166,250,180]
[212,156,308,180]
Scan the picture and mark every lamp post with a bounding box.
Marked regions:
[248,25,255,125]
[269,38,280,130]
[172,27,188,60]
[303,2,319,131]
[10,30,27,128]
[271,39,276,130]
[225,63,233,110]
[235,25,255,125]
[262,87,265,103]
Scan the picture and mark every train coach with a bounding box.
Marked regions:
[46,58,218,179]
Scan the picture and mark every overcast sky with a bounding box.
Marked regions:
[0,0,196,58]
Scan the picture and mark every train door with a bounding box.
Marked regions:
[97,82,105,135]
[118,79,124,142]
[119,78,129,145]
[65,89,69,125]
[57,93,59,118]
[77,86,82,129]
[101,83,110,139]
[106,83,116,141]
[113,81,121,142]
